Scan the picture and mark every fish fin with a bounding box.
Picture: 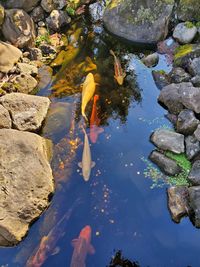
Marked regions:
[110,49,115,57]
[82,112,88,121]
[88,244,95,255]
[78,162,83,168]
[51,246,60,256]
[97,127,104,134]
[91,161,95,168]
[71,239,79,247]
[114,75,117,80]
[95,82,100,86]
[123,72,126,78]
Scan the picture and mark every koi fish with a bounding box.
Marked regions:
[89,94,104,143]
[26,205,75,267]
[110,50,126,85]
[78,127,95,181]
[70,225,95,267]
[81,73,96,121]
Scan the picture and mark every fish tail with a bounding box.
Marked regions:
[82,112,88,122]
[110,49,115,57]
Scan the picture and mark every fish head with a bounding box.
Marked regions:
[94,94,99,102]
[80,225,92,242]
[116,75,124,85]
[85,72,94,83]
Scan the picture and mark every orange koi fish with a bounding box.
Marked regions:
[110,50,126,85]
[89,94,104,143]
[26,204,76,267]
[70,225,95,267]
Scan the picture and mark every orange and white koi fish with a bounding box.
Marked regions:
[89,94,104,143]
[70,225,95,267]
[78,127,95,181]
[81,73,96,121]
[110,50,126,85]
[26,205,75,267]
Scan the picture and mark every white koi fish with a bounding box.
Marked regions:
[78,128,95,181]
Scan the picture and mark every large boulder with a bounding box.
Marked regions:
[2,0,40,12]
[103,0,174,45]
[177,0,200,21]
[150,129,185,154]
[158,82,200,115]
[0,41,22,73]
[2,9,35,49]
[0,93,50,132]
[0,129,54,246]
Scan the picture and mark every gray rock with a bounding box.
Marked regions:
[152,70,170,90]
[176,110,199,135]
[177,0,200,21]
[46,10,71,32]
[185,135,200,160]
[189,186,200,228]
[149,150,181,176]
[53,0,67,10]
[169,67,191,83]
[188,58,200,77]
[28,48,43,61]
[40,44,57,56]
[41,0,54,13]
[158,82,200,114]
[174,44,200,68]
[191,76,200,87]
[2,9,35,49]
[10,74,38,94]
[142,53,159,68]
[150,129,185,154]
[89,2,104,23]
[188,160,200,185]
[103,0,174,45]
[30,6,45,23]
[17,63,38,77]
[0,105,11,129]
[194,125,200,141]
[0,41,22,73]
[173,22,197,44]
[167,186,190,223]
[165,113,178,126]
[0,129,54,246]
[0,93,50,132]
[3,0,40,12]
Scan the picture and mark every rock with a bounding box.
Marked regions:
[3,0,40,12]
[165,113,178,126]
[37,65,53,90]
[2,9,35,49]
[167,186,190,223]
[28,48,43,61]
[174,44,200,68]
[142,53,159,67]
[176,110,199,135]
[191,76,200,87]
[150,129,185,154]
[169,67,191,83]
[158,82,200,114]
[30,6,45,23]
[103,0,174,45]
[173,22,197,44]
[41,0,55,13]
[17,63,38,77]
[0,129,54,246]
[194,125,200,141]
[149,150,181,176]
[89,2,104,23]
[10,74,38,94]
[177,0,200,21]
[39,44,57,56]
[188,161,200,185]
[46,10,71,32]
[185,135,200,160]
[157,37,179,58]
[0,4,4,26]
[0,105,11,128]
[53,0,67,10]
[0,93,50,132]
[187,58,200,77]
[152,70,170,90]
[0,41,22,73]
[189,186,200,228]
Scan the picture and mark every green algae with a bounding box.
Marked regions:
[174,44,193,60]
[165,151,191,172]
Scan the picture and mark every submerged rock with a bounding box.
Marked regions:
[0,129,54,246]
[176,110,199,136]
[167,186,190,223]
[2,9,35,49]
[149,150,181,176]
[189,186,200,228]
[0,93,50,132]
[142,53,159,68]
[150,129,185,154]
[3,0,40,12]
[185,135,200,160]
[188,161,200,185]
[173,22,197,44]
[152,70,170,90]
[103,0,174,45]
[0,41,22,73]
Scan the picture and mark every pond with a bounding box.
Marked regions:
[1,4,200,267]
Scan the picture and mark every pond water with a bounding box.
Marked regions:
[1,5,200,267]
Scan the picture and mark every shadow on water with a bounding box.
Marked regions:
[0,2,199,267]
